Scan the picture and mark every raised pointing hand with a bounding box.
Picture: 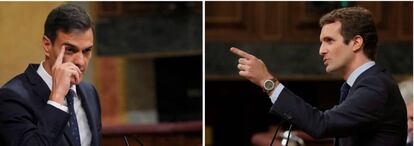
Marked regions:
[230,47,276,89]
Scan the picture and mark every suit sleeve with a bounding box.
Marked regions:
[0,88,70,146]
[269,76,388,138]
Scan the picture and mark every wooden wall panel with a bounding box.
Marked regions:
[206,2,267,42]
[359,2,413,41]
[206,2,243,24]
[398,2,413,41]
[206,2,412,43]
[259,3,285,41]
[205,2,285,42]
[102,121,202,146]
[95,57,125,126]
[359,2,395,42]
[284,2,325,42]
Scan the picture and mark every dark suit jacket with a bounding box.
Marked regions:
[270,64,407,146]
[0,64,102,146]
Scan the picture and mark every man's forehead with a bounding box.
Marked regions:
[56,29,94,47]
[320,22,341,38]
[56,28,93,38]
[62,41,93,50]
[323,21,341,29]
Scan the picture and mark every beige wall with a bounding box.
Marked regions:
[0,2,65,85]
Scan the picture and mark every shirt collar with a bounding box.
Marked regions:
[346,61,375,87]
[36,61,77,93]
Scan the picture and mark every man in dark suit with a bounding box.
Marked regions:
[231,7,407,146]
[0,4,101,146]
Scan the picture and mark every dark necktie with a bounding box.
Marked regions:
[66,89,81,146]
[339,82,351,103]
[335,82,351,146]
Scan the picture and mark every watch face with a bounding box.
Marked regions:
[264,80,274,90]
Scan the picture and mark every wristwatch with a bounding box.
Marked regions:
[263,79,277,93]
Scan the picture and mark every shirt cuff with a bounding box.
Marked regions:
[47,100,68,113]
[269,83,284,103]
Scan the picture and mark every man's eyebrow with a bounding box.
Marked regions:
[321,36,334,40]
[62,42,78,49]
[63,42,93,50]
[84,45,94,50]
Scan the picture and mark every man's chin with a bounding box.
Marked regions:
[70,77,83,85]
[325,66,333,73]
[325,66,340,74]
[325,67,343,77]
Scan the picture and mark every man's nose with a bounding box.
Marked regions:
[319,45,327,56]
[72,52,84,68]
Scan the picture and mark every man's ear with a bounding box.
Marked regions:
[42,36,52,58]
[351,35,364,52]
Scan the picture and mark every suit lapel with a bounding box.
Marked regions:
[348,64,383,96]
[64,126,77,146]
[77,84,98,146]
[24,64,76,145]
[25,64,99,146]
[24,64,51,103]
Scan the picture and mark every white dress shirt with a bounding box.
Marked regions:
[37,61,92,146]
[269,61,376,104]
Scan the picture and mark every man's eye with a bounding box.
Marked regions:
[83,48,91,53]
[67,47,75,52]
[325,39,334,44]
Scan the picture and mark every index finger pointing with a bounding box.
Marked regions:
[230,47,254,60]
[55,45,65,65]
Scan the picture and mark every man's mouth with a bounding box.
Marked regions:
[323,58,329,65]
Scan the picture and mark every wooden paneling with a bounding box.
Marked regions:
[92,2,202,125]
[284,2,324,42]
[206,2,243,24]
[102,121,202,146]
[206,2,413,43]
[95,57,125,126]
[206,2,285,42]
[359,2,395,42]
[398,2,413,41]
[93,2,201,19]
[206,2,260,42]
[259,3,285,41]
[351,2,412,41]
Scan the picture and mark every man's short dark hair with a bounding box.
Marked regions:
[44,4,93,44]
[319,7,378,60]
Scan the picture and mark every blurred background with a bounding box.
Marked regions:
[0,2,201,146]
[205,1,412,146]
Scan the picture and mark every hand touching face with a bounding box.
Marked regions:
[43,28,94,104]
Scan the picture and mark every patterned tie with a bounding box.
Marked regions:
[339,82,351,103]
[66,89,81,146]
